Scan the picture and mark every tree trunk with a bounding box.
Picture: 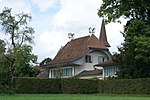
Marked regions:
[8,61,14,94]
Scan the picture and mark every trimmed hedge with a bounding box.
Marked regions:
[14,78,98,94]
[61,79,98,94]
[98,78,150,94]
[13,78,150,94]
[15,78,61,94]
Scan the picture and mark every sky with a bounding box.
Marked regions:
[0,0,125,62]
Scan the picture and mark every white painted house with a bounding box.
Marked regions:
[45,20,112,79]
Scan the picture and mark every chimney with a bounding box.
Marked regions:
[99,19,110,47]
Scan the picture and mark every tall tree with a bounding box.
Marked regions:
[0,39,8,93]
[98,0,150,78]
[98,0,150,23]
[0,7,37,93]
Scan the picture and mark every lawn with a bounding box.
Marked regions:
[0,94,150,100]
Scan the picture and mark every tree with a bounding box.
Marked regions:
[14,45,38,77]
[121,19,150,78]
[98,0,150,23]
[0,39,8,93]
[0,7,37,93]
[98,0,150,78]
[40,57,52,66]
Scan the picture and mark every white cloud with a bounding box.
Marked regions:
[31,0,56,12]
[0,0,125,62]
[0,0,32,14]
[53,0,102,34]
[33,30,68,61]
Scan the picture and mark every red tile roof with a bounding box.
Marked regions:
[48,34,108,65]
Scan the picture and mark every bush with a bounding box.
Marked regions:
[15,77,61,94]
[61,79,98,94]
[13,78,150,94]
[98,78,150,94]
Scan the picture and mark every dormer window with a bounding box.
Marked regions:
[98,56,107,63]
[85,55,92,63]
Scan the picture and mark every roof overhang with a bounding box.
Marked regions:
[43,61,81,69]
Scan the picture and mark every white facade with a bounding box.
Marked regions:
[73,50,111,76]
[49,50,111,78]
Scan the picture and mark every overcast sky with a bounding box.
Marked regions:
[0,0,125,62]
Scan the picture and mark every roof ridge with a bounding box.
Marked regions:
[71,35,90,41]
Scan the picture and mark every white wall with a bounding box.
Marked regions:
[48,50,112,78]
[74,50,110,75]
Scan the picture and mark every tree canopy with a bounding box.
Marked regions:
[98,0,150,23]
[0,7,38,93]
[98,0,150,78]
[40,57,52,66]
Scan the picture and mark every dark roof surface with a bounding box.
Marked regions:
[48,34,107,65]
[76,69,102,77]
[99,20,111,47]
[94,60,116,67]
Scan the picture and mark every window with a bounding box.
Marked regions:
[51,67,73,78]
[98,56,103,63]
[62,67,73,78]
[85,55,92,63]
[106,67,108,76]
[51,70,56,78]
[98,56,105,63]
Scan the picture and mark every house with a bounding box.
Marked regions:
[45,20,113,79]
[33,65,49,78]
[94,60,119,79]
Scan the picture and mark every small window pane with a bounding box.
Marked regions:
[85,55,92,63]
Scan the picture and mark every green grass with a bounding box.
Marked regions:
[0,94,150,100]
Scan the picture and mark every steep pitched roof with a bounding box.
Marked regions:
[48,34,107,65]
[99,20,111,47]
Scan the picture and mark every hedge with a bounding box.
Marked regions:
[61,79,98,94]
[15,78,61,94]
[10,78,150,94]
[98,78,150,94]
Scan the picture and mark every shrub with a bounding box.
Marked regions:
[13,77,150,94]
[61,78,98,94]
[14,77,61,94]
[98,78,150,94]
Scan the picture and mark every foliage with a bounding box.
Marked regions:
[0,7,36,93]
[39,57,52,66]
[116,20,150,78]
[98,0,150,23]
[98,78,150,94]
[0,39,9,93]
[61,79,98,94]
[14,78,98,94]
[14,45,38,77]
[12,78,150,94]
[15,78,61,94]
[98,0,150,78]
